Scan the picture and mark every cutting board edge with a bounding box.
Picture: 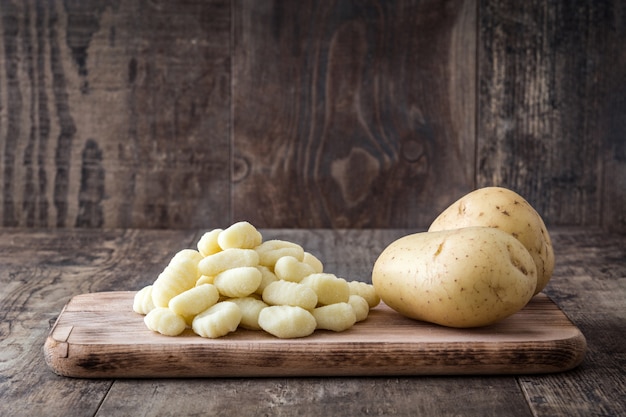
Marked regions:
[43,325,588,379]
[43,291,588,378]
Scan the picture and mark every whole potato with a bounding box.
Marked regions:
[428,187,554,294]
[372,227,537,328]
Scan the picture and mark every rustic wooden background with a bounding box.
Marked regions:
[0,0,624,231]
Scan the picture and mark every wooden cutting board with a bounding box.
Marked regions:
[44,291,586,378]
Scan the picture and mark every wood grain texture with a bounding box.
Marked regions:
[0,228,624,416]
[478,0,626,233]
[232,0,476,228]
[0,0,231,229]
[95,377,533,417]
[0,228,198,417]
[1,0,624,231]
[519,228,626,417]
[44,291,586,378]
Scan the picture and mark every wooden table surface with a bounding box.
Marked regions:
[1,227,624,416]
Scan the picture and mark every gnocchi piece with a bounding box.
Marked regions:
[198,248,259,277]
[254,265,279,295]
[312,302,356,332]
[348,294,370,322]
[144,307,187,336]
[254,240,304,268]
[170,249,204,266]
[196,275,214,286]
[262,280,318,310]
[302,252,324,273]
[192,301,242,338]
[348,280,380,308]
[213,266,262,298]
[229,296,269,330]
[139,221,370,339]
[133,285,155,315]
[299,273,350,305]
[258,305,317,338]
[152,258,201,308]
[197,228,223,257]
[218,221,263,250]
[168,284,220,318]
[273,255,316,283]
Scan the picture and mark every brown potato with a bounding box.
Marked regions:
[429,186,554,294]
[372,227,537,328]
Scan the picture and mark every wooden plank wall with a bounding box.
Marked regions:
[0,0,624,232]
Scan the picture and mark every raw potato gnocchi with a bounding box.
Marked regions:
[197,229,222,257]
[254,265,278,295]
[213,266,262,298]
[313,303,356,332]
[144,307,187,336]
[258,305,317,339]
[192,301,242,338]
[255,240,305,267]
[274,256,316,283]
[134,221,380,338]
[218,221,262,250]
[262,280,318,310]
[198,248,259,277]
[348,295,370,322]
[133,285,155,315]
[229,296,268,330]
[348,280,380,308]
[302,252,324,273]
[169,284,219,319]
[300,273,350,305]
[151,256,200,308]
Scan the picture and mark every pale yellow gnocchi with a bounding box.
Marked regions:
[135,222,381,339]
[197,229,223,257]
[195,275,214,286]
[228,296,268,330]
[168,284,219,318]
[170,249,204,266]
[348,280,381,308]
[302,252,324,273]
[218,221,263,250]
[258,305,317,339]
[300,273,350,305]
[313,302,356,332]
[254,265,279,295]
[262,280,318,310]
[133,285,155,315]
[151,257,201,308]
[273,255,316,283]
[254,239,305,267]
[213,266,262,298]
[198,248,259,277]
[144,307,187,336]
[348,294,370,322]
[192,301,242,339]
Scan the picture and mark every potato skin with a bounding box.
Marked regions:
[428,187,554,294]
[372,227,537,328]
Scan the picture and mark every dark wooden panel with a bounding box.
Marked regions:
[1,0,623,230]
[478,0,626,233]
[233,0,476,228]
[597,2,626,234]
[0,0,231,229]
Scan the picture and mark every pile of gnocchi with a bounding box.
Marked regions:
[133,221,380,339]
